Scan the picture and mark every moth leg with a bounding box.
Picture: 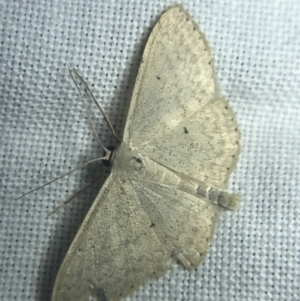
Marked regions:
[196,183,240,210]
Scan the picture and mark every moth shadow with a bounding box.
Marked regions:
[36,10,164,301]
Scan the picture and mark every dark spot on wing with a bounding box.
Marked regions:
[184,127,189,134]
[156,76,161,80]
[89,284,107,301]
[150,222,156,228]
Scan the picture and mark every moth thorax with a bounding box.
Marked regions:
[113,143,146,175]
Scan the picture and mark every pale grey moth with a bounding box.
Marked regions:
[51,4,241,301]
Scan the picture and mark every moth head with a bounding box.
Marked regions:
[103,145,117,167]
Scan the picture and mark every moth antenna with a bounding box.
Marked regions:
[68,66,110,152]
[48,178,101,217]
[17,156,109,200]
[71,67,122,144]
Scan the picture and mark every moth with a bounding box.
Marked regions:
[51,5,241,301]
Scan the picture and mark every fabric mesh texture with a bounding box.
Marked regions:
[0,0,299,300]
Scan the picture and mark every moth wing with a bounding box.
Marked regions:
[123,5,240,187]
[51,171,218,301]
[51,172,171,301]
[135,179,219,270]
[142,99,240,188]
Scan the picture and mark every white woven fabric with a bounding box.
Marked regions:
[0,0,299,300]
